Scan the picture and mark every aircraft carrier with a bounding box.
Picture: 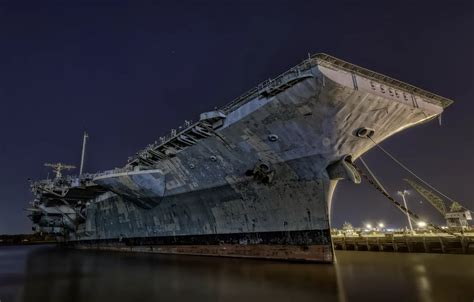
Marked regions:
[27,53,453,262]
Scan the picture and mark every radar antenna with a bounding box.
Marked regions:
[44,162,76,179]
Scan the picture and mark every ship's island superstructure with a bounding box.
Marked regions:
[27,54,453,262]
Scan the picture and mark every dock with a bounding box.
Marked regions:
[332,234,474,254]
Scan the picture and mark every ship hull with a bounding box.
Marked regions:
[74,170,335,261]
[30,54,450,263]
[73,231,332,262]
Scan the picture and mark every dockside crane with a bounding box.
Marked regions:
[404,179,472,229]
[44,162,76,179]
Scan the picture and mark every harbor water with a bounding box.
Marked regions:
[0,245,472,302]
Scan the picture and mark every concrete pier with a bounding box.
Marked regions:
[332,234,474,254]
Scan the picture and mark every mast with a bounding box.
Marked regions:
[44,163,76,179]
[79,131,89,175]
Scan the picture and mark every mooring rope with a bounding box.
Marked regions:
[351,158,461,237]
[359,155,417,221]
[368,137,458,203]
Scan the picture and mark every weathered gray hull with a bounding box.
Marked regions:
[30,54,451,262]
[77,167,334,261]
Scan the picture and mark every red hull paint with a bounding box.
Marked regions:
[74,244,334,263]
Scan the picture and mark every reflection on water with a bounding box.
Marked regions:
[0,245,473,302]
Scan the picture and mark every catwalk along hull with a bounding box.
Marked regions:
[30,54,452,262]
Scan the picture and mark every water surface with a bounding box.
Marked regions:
[0,245,472,302]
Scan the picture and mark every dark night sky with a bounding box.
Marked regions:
[0,0,472,234]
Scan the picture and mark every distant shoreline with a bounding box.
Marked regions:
[0,233,56,246]
[0,241,56,246]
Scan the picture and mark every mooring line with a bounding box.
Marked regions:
[352,159,461,238]
[369,137,457,203]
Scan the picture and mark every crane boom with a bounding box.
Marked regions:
[405,179,472,229]
[404,178,447,215]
